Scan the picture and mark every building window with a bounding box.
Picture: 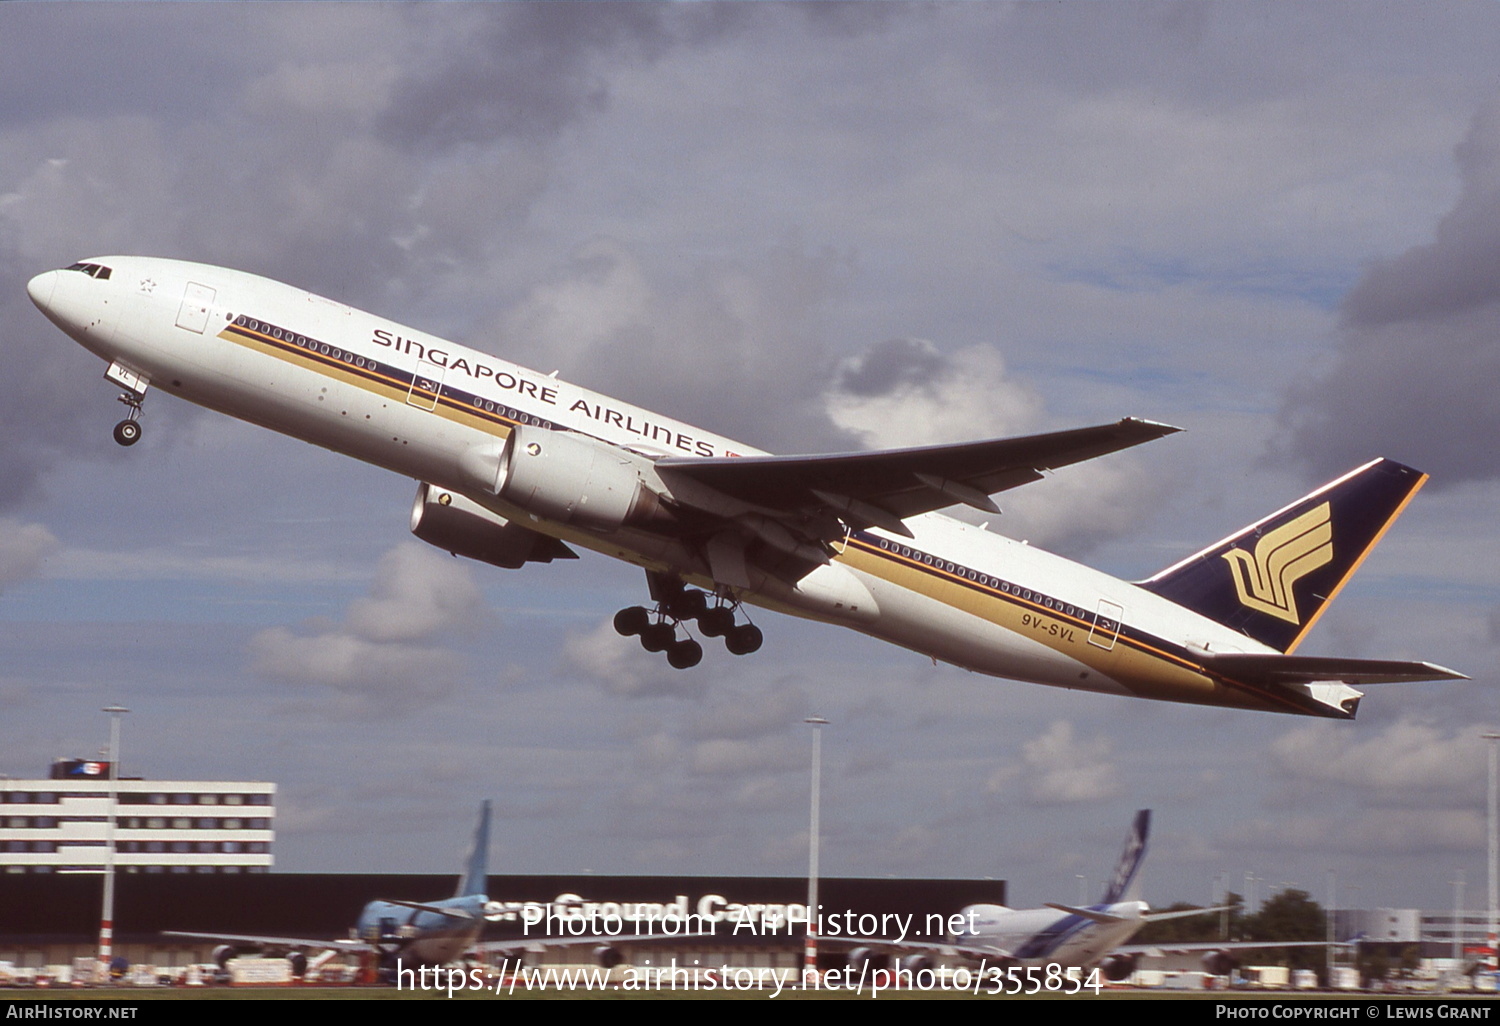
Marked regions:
[172,818,191,830]
[198,795,218,805]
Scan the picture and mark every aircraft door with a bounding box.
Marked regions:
[175,282,216,333]
[1088,599,1123,651]
[406,357,447,412]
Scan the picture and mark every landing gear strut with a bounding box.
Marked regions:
[613,575,763,668]
[105,362,150,447]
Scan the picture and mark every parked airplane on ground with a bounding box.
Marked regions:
[840,811,1321,982]
[28,257,1463,718]
[170,801,497,975]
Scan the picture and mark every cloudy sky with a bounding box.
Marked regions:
[3,3,1499,916]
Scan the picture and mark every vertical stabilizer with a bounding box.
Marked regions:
[456,800,491,898]
[1100,810,1150,905]
[1140,459,1427,653]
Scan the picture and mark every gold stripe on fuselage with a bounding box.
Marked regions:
[839,535,1318,716]
[221,320,529,440]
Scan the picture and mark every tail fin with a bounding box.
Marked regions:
[1100,810,1150,905]
[1140,459,1427,653]
[456,800,491,898]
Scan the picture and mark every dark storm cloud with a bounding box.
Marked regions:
[1281,104,1500,487]
[380,4,710,149]
[830,337,947,397]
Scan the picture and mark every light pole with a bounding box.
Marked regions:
[804,716,827,986]
[1452,869,1465,964]
[1484,732,1499,972]
[99,705,128,980]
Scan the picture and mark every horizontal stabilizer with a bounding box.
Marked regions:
[1204,652,1468,687]
[385,898,476,920]
[1143,904,1232,923]
[1044,902,1127,925]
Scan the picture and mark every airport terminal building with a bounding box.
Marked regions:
[0,760,275,875]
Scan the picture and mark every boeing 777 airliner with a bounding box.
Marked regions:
[28,257,1463,718]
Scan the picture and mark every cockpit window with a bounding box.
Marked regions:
[64,262,112,280]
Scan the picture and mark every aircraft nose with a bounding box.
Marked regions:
[26,270,58,311]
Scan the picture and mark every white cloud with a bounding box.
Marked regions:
[987,719,1121,805]
[824,340,1043,448]
[561,617,705,700]
[823,339,1162,552]
[0,520,59,592]
[1269,717,1488,796]
[247,542,490,713]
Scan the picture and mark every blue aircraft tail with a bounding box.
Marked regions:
[1139,458,1428,654]
[1099,810,1150,905]
[456,800,491,899]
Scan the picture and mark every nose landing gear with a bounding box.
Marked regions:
[613,578,763,668]
[106,362,149,447]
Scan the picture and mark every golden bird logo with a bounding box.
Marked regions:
[1221,502,1333,624]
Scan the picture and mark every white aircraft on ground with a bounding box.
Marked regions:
[840,811,1323,982]
[168,801,701,979]
[28,257,1463,718]
[170,801,498,977]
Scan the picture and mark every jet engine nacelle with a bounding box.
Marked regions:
[1097,953,1137,982]
[1201,950,1239,977]
[497,425,669,533]
[898,953,934,974]
[211,945,238,970]
[593,945,624,969]
[410,482,577,569]
[846,947,892,972]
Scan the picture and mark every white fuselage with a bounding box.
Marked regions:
[31,257,1317,714]
[356,896,487,967]
[957,901,1147,969]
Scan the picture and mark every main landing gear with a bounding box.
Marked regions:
[613,580,763,669]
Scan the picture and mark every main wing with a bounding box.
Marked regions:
[656,418,1179,537]
[164,930,367,953]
